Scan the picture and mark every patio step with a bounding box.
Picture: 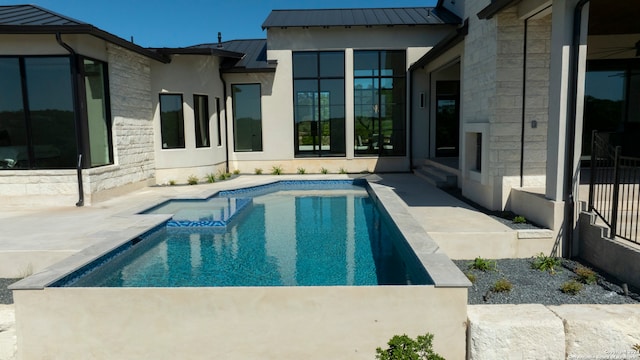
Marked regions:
[414,165,458,189]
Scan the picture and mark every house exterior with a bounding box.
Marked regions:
[1,1,639,258]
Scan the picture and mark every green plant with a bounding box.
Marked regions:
[224,172,232,179]
[468,257,496,272]
[512,215,526,224]
[561,280,583,295]
[339,167,347,174]
[531,253,562,274]
[492,278,513,293]
[205,173,216,183]
[168,179,176,186]
[375,333,445,360]
[297,167,306,174]
[255,168,263,175]
[271,165,283,175]
[187,175,199,185]
[465,272,477,284]
[320,167,329,174]
[233,169,240,175]
[633,343,640,353]
[574,265,597,284]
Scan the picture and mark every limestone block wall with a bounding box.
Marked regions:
[103,43,156,192]
[462,3,552,210]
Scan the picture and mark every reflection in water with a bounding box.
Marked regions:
[72,190,429,287]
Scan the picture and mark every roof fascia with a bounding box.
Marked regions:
[477,0,521,19]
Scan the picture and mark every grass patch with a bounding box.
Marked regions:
[575,265,597,284]
[271,165,283,175]
[491,278,513,293]
[297,167,306,174]
[560,280,583,295]
[468,257,497,272]
[320,167,329,174]
[531,252,561,274]
[187,175,199,185]
[254,168,263,175]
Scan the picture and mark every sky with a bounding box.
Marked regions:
[3,0,438,48]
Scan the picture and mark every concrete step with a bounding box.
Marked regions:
[414,165,457,189]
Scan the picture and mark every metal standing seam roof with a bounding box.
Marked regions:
[189,39,276,73]
[262,7,462,29]
[0,4,169,63]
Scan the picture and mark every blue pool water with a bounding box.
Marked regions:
[56,180,431,287]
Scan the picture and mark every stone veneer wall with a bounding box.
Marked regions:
[0,44,156,206]
[99,44,156,194]
[462,2,552,210]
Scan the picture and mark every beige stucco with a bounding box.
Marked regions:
[151,54,228,184]
[13,286,467,360]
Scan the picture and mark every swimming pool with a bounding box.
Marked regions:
[54,180,431,287]
[11,177,470,359]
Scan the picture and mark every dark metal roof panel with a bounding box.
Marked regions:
[189,39,276,72]
[262,7,461,29]
[0,5,85,26]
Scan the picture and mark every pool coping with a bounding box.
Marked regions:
[10,177,471,290]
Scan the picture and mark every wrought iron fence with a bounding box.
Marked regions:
[589,131,640,244]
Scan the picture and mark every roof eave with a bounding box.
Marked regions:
[153,47,245,59]
[0,24,170,63]
[221,67,277,74]
[477,0,521,20]
[409,19,468,71]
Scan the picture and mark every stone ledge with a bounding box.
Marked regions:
[468,304,640,360]
[517,229,554,239]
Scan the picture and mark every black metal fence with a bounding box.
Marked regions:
[589,131,640,244]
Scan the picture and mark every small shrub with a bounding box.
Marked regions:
[271,165,283,175]
[233,169,240,175]
[468,257,496,272]
[561,280,583,295]
[633,343,640,353]
[465,272,477,284]
[339,167,347,174]
[205,173,216,183]
[531,252,561,274]
[297,167,306,174]
[375,333,445,360]
[492,278,513,293]
[187,175,199,185]
[255,168,263,175]
[575,265,597,284]
[168,180,176,186]
[512,215,526,224]
[217,172,227,181]
[224,172,232,179]
[320,167,329,174]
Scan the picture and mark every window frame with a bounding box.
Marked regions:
[292,51,346,158]
[231,83,263,152]
[159,93,186,150]
[353,50,407,157]
[193,94,210,148]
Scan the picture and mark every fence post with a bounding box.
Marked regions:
[589,130,597,211]
[610,145,622,239]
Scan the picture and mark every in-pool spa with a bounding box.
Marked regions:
[53,180,432,287]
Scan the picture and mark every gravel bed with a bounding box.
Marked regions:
[454,258,640,305]
[0,279,18,304]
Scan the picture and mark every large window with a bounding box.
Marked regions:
[194,95,210,148]
[584,59,640,157]
[160,94,185,149]
[83,58,112,167]
[354,50,406,156]
[0,56,76,169]
[232,84,262,152]
[293,51,345,157]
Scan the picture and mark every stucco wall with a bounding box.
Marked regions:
[151,54,227,184]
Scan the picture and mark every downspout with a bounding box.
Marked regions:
[219,69,230,173]
[408,66,414,172]
[564,0,590,257]
[520,18,528,187]
[55,33,85,207]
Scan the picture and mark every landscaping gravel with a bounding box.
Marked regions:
[0,279,17,304]
[454,258,640,305]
